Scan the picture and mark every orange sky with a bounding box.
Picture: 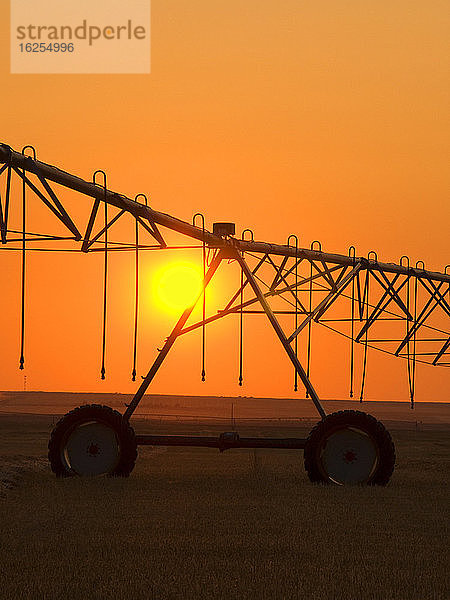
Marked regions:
[1,0,449,403]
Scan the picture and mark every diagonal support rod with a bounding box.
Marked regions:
[34,171,82,240]
[180,263,350,337]
[12,167,80,237]
[266,255,308,313]
[85,209,126,249]
[236,250,326,419]
[395,280,445,355]
[222,253,268,312]
[355,273,409,342]
[433,336,450,365]
[123,250,224,420]
[81,198,101,252]
[287,263,362,343]
[135,216,166,247]
[0,165,12,243]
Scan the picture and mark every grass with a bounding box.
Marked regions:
[0,415,449,599]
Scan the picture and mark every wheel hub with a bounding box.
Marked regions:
[321,427,378,484]
[343,449,357,464]
[87,442,100,456]
[63,421,120,476]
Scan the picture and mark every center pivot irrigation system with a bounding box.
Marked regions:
[1,144,449,485]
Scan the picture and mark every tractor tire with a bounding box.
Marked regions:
[304,410,395,485]
[48,404,137,477]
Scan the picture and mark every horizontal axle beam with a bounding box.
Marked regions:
[135,433,307,450]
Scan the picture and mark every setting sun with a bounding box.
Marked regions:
[153,261,204,313]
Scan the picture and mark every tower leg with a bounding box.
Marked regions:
[236,251,327,419]
[123,250,224,420]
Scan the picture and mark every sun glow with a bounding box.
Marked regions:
[153,261,204,313]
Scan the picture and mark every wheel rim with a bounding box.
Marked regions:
[62,421,120,476]
[319,426,379,485]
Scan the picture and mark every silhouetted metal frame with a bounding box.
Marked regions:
[0,144,449,428]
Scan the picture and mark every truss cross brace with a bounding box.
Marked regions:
[124,249,327,421]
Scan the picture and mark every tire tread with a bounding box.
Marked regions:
[48,404,137,477]
[304,410,395,485]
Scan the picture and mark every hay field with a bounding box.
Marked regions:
[0,411,449,600]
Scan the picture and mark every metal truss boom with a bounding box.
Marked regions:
[0,143,448,282]
[1,143,449,414]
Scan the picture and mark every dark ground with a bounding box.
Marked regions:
[0,411,449,599]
